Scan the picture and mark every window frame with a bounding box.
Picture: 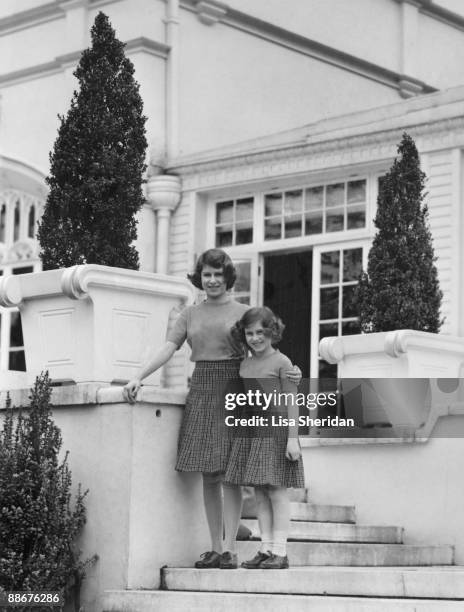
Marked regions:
[310,239,370,378]
[0,189,43,372]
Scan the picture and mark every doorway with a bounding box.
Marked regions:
[263,250,312,378]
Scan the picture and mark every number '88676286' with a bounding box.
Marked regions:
[0,592,62,607]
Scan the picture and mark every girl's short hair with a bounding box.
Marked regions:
[231,306,285,346]
[187,249,237,290]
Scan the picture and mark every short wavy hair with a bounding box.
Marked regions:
[187,249,237,290]
[231,306,285,346]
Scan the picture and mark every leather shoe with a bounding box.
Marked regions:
[194,551,221,568]
[219,551,238,569]
[260,552,289,569]
[241,550,271,569]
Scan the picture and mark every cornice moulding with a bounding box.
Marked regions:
[419,2,464,32]
[181,0,435,94]
[0,37,169,87]
[0,265,194,308]
[194,0,227,25]
[172,116,464,191]
[124,37,169,59]
[0,382,188,408]
[0,0,122,36]
[0,2,63,36]
[394,0,424,7]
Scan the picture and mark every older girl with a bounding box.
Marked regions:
[124,249,300,570]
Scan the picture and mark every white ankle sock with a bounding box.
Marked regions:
[260,529,273,554]
[272,530,287,556]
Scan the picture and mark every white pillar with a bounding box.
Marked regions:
[165,0,180,158]
[400,0,419,77]
[146,175,182,274]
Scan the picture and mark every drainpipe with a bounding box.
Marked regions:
[165,0,180,158]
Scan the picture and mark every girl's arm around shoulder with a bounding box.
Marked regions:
[278,354,298,394]
[278,353,300,448]
[279,352,302,385]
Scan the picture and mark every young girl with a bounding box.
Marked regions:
[225,306,304,569]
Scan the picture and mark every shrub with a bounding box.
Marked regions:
[37,12,147,270]
[0,373,96,606]
[354,132,442,333]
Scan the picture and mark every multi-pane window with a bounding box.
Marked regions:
[231,261,251,305]
[264,179,366,241]
[215,197,254,247]
[0,189,43,372]
[317,247,363,378]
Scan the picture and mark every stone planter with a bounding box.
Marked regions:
[320,330,464,430]
[0,265,194,386]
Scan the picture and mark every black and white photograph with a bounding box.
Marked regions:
[1,0,464,610]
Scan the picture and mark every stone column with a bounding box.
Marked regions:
[146,174,182,274]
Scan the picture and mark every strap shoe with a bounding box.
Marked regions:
[260,552,289,569]
[241,550,271,569]
[194,551,221,569]
[219,551,238,569]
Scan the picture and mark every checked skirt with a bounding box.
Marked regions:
[175,360,241,474]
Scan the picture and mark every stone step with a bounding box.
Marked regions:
[288,487,309,502]
[241,518,403,543]
[237,541,454,566]
[242,488,308,517]
[242,501,356,524]
[163,566,464,599]
[103,590,464,612]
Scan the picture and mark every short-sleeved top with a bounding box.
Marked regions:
[239,350,296,397]
[166,298,249,361]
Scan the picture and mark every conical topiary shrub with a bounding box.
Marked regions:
[37,11,147,270]
[0,373,96,605]
[354,132,442,333]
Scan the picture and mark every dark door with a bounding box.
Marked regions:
[263,250,312,378]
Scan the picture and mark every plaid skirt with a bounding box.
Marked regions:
[224,411,305,488]
[175,360,242,473]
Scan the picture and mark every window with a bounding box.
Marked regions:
[215,197,254,247]
[0,189,43,372]
[231,261,251,304]
[312,243,368,378]
[264,179,366,241]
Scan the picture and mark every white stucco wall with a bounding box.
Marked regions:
[422,149,457,335]
[0,0,47,19]
[417,14,464,89]
[1,386,210,612]
[0,73,69,173]
[227,0,402,74]
[177,9,400,155]
[87,0,165,44]
[304,425,464,565]
[0,19,66,74]
[3,384,463,610]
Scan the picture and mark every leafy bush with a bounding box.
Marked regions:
[0,373,96,606]
[354,132,442,332]
[37,12,147,270]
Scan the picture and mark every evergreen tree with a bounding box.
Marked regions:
[0,373,95,603]
[38,12,147,270]
[354,132,442,333]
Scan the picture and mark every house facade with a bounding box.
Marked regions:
[1,0,464,378]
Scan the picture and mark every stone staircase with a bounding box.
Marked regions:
[103,490,464,611]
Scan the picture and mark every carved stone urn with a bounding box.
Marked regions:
[319,330,464,430]
[0,265,193,386]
